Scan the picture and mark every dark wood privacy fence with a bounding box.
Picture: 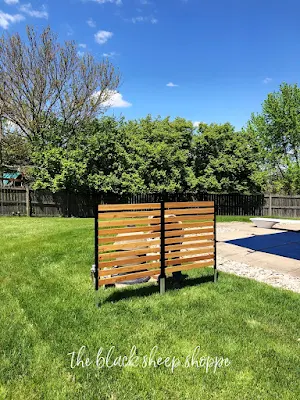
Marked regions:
[0,188,265,217]
[95,201,217,295]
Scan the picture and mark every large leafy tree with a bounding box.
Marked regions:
[1,123,31,167]
[0,26,120,147]
[247,82,300,193]
[193,122,264,193]
[31,116,197,194]
[120,115,196,193]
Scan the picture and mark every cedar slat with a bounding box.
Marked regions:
[165,234,214,245]
[166,260,214,274]
[99,225,161,236]
[164,208,214,216]
[99,261,160,276]
[165,222,214,230]
[99,232,160,244]
[165,247,214,259]
[98,218,160,227]
[99,269,160,286]
[99,203,160,212]
[164,215,214,223]
[100,254,160,269]
[100,238,160,252]
[165,242,214,252]
[165,227,214,237]
[165,254,214,266]
[99,247,160,260]
[165,201,214,208]
[99,210,160,219]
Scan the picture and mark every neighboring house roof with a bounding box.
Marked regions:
[2,172,22,186]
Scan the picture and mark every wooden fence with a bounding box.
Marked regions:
[263,194,300,218]
[95,201,216,295]
[3,188,300,218]
[0,188,265,217]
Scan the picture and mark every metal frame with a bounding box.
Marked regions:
[159,200,166,294]
[94,204,99,292]
[214,201,218,283]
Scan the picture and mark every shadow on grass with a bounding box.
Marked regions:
[102,273,216,304]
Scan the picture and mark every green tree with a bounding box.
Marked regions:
[247,82,300,193]
[193,122,264,193]
[121,115,196,193]
[1,121,31,169]
[30,115,196,194]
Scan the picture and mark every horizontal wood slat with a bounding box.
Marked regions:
[165,222,214,230]
[99,269,160,286]
[165,242,214,252]
[100,238,160,252]
[100,254,161,269]
[99,232,160,244]
[99,225,161,236]
[165,201,214,208]
[99,247,159,261]
[99,261,160,276]
[99,203,160,212]
[164,215,214,223]
[98,218,161,227]
[99,210,160,219]
[165,227,214,237]
[164,208,214,216]
[165,254,214,267]
[165,247,214,259]
[166,260,214,274]
[165,234,214,245]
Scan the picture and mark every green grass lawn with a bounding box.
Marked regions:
[0,217,299,399]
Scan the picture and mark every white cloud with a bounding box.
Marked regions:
[87,17,96,28]
[92,0,122,4]
[102,91,132,108]
[0,10,24,29]
[66,24,74,36]
[103,51,118,57]
[95,30,113,44]
[193,121,201,128]
[166,82,179,87]
[131,15,158,24]
[132,16,145,23]
[79,43,87,48]
[19,3,48,19]
[263,77,272,84]
[4,0,19,5]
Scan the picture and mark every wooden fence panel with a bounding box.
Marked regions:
[263,195,300,218]
[0,187,27,215]
[96,203,161,287]
[95,201,217,292]
[163,201,216,277]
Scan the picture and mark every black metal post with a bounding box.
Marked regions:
[214,201,217,283]
[94,203,99,292]
[159,200,166,294]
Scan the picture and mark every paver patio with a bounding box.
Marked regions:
[217,221,300,278]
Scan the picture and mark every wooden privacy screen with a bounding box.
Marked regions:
[95,201,216,291]
[163,202,215,275]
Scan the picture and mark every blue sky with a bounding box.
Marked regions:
[1,0,300,130]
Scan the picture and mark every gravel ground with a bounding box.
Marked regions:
[217,256,300,293]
